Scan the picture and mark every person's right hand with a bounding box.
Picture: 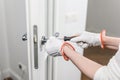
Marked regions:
[71,31,101,48]
[45,36,80,60]
[45,37,64,55]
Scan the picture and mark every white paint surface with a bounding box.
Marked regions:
[0,0,9,71]
[28,0,48,79]
[54,0,88,36]
[50,0,88,80]
[52,57,81,80]
[4,0,29,79]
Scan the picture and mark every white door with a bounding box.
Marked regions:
[27,0,88,80]
[47,0,88,80]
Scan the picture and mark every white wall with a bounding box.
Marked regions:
[4,0,29,79]
[0,0,9,72]
[85,0,120,66]
[0,0,29,79]
[86,0,120,36]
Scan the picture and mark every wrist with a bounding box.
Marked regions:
[60,42,75,61]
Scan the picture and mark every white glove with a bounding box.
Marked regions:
[45,36,79,55]
[45,37,64,55]
[70,31,101,48]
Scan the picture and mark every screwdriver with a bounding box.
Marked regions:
[63,34,80,41]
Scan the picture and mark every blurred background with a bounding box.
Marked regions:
[83,0,120,79]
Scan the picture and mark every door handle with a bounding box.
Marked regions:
[39,36,47,51]
[40,32,59,50]
[22,33,27,41]
[33,25,38,69]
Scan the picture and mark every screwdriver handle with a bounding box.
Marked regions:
[64,34,79,41]
[64,36,71,41]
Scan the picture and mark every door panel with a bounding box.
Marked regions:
[53,56,81,80]
[49,0,88,80]
[28,0,48,80]
[47,45,84,80]
[53,0,88,36]
[28,0,88,80]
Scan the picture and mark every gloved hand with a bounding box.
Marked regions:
[45,37,64,55]
[45,36,78,60]
[70,31,101,48]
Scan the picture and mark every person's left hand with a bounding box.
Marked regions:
[70,31,101,48]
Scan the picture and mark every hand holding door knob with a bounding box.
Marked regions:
[45,37,64,55]
[45,37,78,60]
